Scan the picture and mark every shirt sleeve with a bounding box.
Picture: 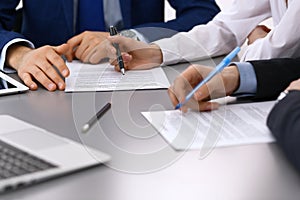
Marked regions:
[241,1,300,61]
[154,0,271,65]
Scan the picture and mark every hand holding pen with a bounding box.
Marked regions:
[168,47,241,112]
[109,26,126,75]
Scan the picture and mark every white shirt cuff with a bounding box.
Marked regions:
[0,39,35,73]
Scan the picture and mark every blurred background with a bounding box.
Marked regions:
[165,0,234,21]
[16,0,235,21]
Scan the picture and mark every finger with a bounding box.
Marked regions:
[37,59,66,90]
[82,37,109,63]
[81,45,97,63]
[106,45,117,60]
[122,53,132,63]
[88,48,106,64]
[66,34,84,61]
[108,35,129,47]
[193,84,210,101]
[168,86,189,112]
[189,101,220,112]
[20,72,38,90]
[108,35,139,52]
[67,34,83,49]
[168,77,192,112]
[53,43,72,62]
[47,49,70,78]
[173,76,191,102]
[53,43,70,55]
[114,65,120,72]
[260,25,271,32]
[167,86,180,107]
[74,42,89,61]
[83,41,107,64]
[110,54,131,71]
[29,66,57,91]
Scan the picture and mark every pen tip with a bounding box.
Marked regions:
[121,69,125,75]
[175,104,181,110]
[81,124,90,133]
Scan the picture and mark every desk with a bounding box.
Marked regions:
[1,58,300,200]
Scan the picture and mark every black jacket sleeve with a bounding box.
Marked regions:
[267,91,300,171]
[249,57,300,100]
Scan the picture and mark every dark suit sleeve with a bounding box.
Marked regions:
[248,58,300,100]
[0,1,26,52]
[267,91,300,172]
[135,0,220,42]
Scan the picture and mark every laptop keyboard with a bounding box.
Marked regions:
[0,139,57,180]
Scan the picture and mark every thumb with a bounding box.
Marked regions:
[54,44,74,62]
[122,53,132,63]
[53,44,70,55]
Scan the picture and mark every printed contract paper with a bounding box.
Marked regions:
[142,101,276,150]
[65,61,170,92]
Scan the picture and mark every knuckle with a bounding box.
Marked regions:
[32,70,43,77]
[42,64,54,73]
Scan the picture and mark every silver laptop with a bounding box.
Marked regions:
[0,115,110,192]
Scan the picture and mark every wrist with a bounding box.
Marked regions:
[149,44,163,65]
[222,65,240,95]
[6,44,32,70]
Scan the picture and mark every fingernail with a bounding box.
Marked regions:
[30,84,36,90]
[62,69,69,77]
[48,83,56,90]
[124,54,132,59]
[58,82,65,90]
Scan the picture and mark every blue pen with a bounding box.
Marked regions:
[175,47,241,110]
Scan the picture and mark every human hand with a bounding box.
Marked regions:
[65,31,110,64]
[286,78,300,91]
[168,64,240,112]
[6,44,70,91]
[247,25,271,45]
[107,35,163,71]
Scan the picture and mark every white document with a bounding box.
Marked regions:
[65,61,170,92]
[142,101,276,151]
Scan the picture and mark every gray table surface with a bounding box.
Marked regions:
[1,58,300,200]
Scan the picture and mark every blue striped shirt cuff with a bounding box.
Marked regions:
[231,62,257,97]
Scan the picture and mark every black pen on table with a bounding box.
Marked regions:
[81,102,111,133]
[109,26,125,75]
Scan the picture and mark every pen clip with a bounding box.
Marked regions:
[109,26,118,36]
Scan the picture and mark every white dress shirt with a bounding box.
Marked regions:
[155,0,300,65]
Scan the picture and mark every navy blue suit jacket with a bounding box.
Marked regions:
[267,91,300,173]
[0,0,219,49]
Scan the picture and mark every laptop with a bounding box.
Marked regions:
[0,115,110,192]
[0,71,28,96]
